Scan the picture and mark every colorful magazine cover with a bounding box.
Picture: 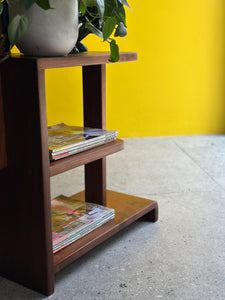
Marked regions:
[53,213,114,253]
[51,195,115,252]
[48,123,118,155]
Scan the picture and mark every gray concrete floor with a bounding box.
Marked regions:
[1,135,225,299]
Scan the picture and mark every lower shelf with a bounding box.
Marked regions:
[53,190,158,273]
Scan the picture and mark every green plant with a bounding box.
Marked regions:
[0,0,131,62]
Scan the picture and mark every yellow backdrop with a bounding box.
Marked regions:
[45,0,225,137]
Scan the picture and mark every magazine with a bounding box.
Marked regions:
[51,194,115,253]
[53,212,114,253]
[48,123,118,160]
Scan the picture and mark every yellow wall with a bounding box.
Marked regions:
[45,0,225,137]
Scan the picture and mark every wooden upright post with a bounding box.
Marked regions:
[0,59,54,295]
[82,64,107,206]
[0,75,7,169]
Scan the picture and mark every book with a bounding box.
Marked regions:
[48,123,118,160]
[51,194,115,253]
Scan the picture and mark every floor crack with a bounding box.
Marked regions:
[172,140,225,192]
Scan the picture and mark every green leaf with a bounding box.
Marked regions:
[79,2,86,15]
[0,2,4,15]
[114,22,127,37]
[82,0,104,17]
[82,0,98,7]
[118,0,131,9]
[76,41,88,52]
[105,2,126,25]
[22,0,37,10]
[109,39,119,62]
[36,0,52,10]
[70,46,79,54]
[117,3,126,25]
[8,14,28,47]
[102,17,117,41]
[85,17,103,39]
[104,0,118,18]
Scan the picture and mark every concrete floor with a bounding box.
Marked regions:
[1,135,225,299]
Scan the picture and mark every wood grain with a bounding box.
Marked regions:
[50,139,124,176]
[54,190,158,273]
[6,52,137,69]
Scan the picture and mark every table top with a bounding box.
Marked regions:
[7,51,137,69]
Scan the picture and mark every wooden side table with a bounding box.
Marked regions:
[0,52,158,295]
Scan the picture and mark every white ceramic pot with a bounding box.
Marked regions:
[9,0,78,56]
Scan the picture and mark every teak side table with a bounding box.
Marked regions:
[0,52,158,296]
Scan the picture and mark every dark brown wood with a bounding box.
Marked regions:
[83,64,106,129]
[0,74,7,168]
[0,167,10,274]
[0,52,158,297]
[0,59,54,295]
[84,157,107,205]
[53,190,158,273]
[50,139,124,176]
[7,52,137,69]
[142,204,158,222]
[83,64,107,206]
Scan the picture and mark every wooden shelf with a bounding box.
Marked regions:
[54,190,158,273]
[50,139,124,176]
[0,52,158,296]
[8,52,137,69]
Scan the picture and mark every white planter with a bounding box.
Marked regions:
[9,0,78,56]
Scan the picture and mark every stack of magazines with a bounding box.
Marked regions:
[48,123,118,160]
[52,194,115,253]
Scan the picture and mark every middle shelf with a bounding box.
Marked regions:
[50,139,124,176]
